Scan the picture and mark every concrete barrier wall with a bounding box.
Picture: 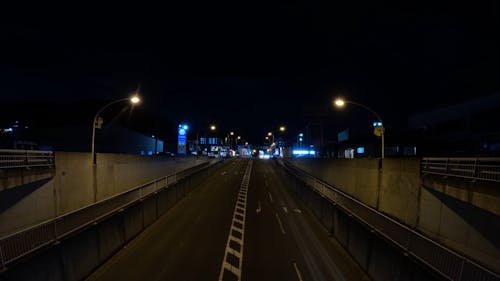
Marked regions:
[288,175,437,281]
[0,152,206,237]
[0,166,54,190]
[287,157,500,275]
[1,160,222,281]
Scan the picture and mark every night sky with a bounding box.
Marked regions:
[2,2,500,143]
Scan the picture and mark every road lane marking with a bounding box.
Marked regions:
[219,160,253,281]
[294,209,302,214]
[264,180,268,187]
[282,206,288,213]
[221,171,227,176]
[293,262,304,281]
[268,192,274,203]
[256,200,261,213]
[275,213,286,235]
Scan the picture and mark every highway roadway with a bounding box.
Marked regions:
[86,158,370,281]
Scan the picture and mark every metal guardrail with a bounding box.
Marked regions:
[281,160,500,281]
[421,157,500,183]
[0,158,222,269]
[0,149,54,169]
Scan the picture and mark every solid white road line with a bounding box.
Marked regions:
[293,262,304,281]
[275,213,286,235]
[256,200,261,213]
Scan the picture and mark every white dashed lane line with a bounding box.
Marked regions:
[268,192,274,203]
[293,262,304,281]
[256,200,261,214]
[275,213,286,235]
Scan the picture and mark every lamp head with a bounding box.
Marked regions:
[334,98,345,107]
[130,96,141,104]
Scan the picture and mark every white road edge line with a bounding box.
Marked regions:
[283,206,288,213]
[268,192,274,203]
[256,200,261,213]
[275,213,286,235]
[293,262,304,281]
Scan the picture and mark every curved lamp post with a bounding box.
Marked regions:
[91,95,141,165]
[334,98,385,159]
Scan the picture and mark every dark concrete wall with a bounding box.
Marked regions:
[287,157,500,275]
[0,152,206,237]
[1,162,219,281]
[288,174,438,281]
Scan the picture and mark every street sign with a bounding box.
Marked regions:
[178,125,188,155]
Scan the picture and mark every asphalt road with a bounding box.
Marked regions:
[86,159,370,281]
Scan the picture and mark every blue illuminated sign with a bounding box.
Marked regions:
[178,124,189,155]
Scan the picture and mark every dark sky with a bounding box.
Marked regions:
[1,2,500,143]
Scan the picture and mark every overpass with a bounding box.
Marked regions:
[0,151,499,281]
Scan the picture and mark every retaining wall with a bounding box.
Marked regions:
[1,161,221,281]
[0,152,206,237]
[286,157,500,275]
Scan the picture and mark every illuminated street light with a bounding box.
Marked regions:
[334,98,345,107]
[130,96,140,104]
[230,131,234,136]
[279,126,286,132]
[267,132,272,136]
[210,125,216,131]
[91,94,141,165]
[333,97,385,159]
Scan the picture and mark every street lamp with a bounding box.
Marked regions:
[279,126,286,132]
[333,98,385,158]
[91,95,140,165]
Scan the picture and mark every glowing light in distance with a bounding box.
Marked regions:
[292,149,316,155]
[130,96,140,104]
[334,98,345,107]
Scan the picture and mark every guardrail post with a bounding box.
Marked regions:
[457,258,465,281]
[0,244,5,271]
[473,158,478,179]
